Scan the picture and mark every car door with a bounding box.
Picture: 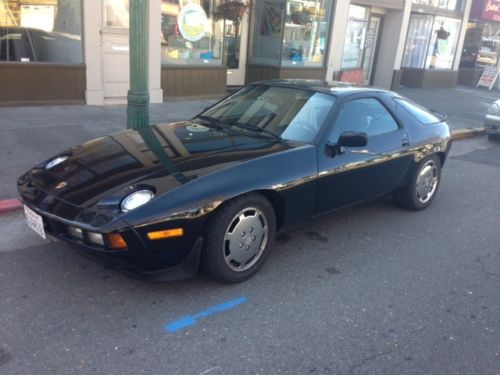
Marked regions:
[315,94,412,215]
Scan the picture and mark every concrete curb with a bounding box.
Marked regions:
[0,126,488,216]
[451,126,486,140]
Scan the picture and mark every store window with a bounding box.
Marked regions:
[402,13,461,69]
[341,5,369,69]
[105,0,129,28]
[0,0,83,63]
[250,0,286,66]
[161,0,224,66]
[281,0,332,67]
[460,22,500,69]
[250,0,333,67]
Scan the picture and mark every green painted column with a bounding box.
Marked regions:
[127,0,150,129]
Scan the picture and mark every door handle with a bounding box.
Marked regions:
[401,139,410,147]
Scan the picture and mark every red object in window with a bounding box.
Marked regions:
[339,69,365,85]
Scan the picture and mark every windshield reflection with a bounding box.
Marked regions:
[202,85,336,143]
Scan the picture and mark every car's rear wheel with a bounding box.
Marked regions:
[202,193,276,283]
[394,155,441,210]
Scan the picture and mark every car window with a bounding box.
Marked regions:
[202,86,336,143]
[330,98,399,142]
[394,98,441,124]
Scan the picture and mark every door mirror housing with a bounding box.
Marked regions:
[324,132,368,158]
[338,131,368,148]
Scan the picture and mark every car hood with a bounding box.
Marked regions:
[18,120,294,218]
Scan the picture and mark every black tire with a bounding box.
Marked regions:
[201,193,276,283]
[394,154,441,211]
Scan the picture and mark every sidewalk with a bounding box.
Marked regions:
[0,85,495,200]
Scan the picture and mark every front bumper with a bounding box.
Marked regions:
[21,201,203,281]
[485,114,500,135]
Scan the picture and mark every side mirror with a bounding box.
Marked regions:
[338,131,368,148]
[324,131,368,158]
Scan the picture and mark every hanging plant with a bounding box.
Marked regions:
[213,0,248,24]
[289,7,315,25]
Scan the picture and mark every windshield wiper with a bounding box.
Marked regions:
[194,115,225,130]
[232,122,281,142]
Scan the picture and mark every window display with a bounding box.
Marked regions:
[426,16,461,69]
[402,13,461,70]
[0,0,83,64]
[281,0,332,67]
[250,0,332,67]
[161,0,224,66]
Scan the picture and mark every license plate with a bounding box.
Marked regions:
[24,205,46,240]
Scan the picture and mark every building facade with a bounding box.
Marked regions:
[458,0,500,88]
[0,0,474,106]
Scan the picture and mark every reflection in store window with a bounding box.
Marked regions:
[161,0,224,66]
[250,0,286,66]
[0,0,83,63]
[105,0,129,28]
[460,22,500,69]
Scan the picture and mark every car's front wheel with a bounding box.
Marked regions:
[394,155,441,210]
[202,193,276,283]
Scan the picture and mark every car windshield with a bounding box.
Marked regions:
[200,85,336,143]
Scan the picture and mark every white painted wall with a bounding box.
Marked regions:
[372,0,411,88]
[149,0,163,103]
[325,0,350,81]
[84,0,163,105]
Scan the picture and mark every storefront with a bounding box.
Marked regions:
[0,0,474,105]
[400,0,470,88]
[458,0,500,89]
[0,0,85,105]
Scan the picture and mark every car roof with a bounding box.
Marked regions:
[250,79,393,97]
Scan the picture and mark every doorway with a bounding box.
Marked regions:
[225,12,249,86]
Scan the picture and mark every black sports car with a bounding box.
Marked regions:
[18,80,452,283]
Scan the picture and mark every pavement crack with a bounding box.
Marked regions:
[348,350,392,374]
[475,254,500,280]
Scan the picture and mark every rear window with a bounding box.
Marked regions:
[395,98,441,124]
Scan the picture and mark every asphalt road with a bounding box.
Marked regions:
[1,137,499,375]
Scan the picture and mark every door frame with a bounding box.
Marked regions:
[226,12,250,86]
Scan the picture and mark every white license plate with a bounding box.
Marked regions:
[24,205,46,240]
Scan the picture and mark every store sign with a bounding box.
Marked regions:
[178,4,208,42]
[481,0,500,22]
[477,66,500,90]
[20,5,55,32]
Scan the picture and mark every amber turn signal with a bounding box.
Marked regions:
[107,233,127,249]
[147,228,184,240]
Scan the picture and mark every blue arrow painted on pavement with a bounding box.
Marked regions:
[165,296,248,333]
